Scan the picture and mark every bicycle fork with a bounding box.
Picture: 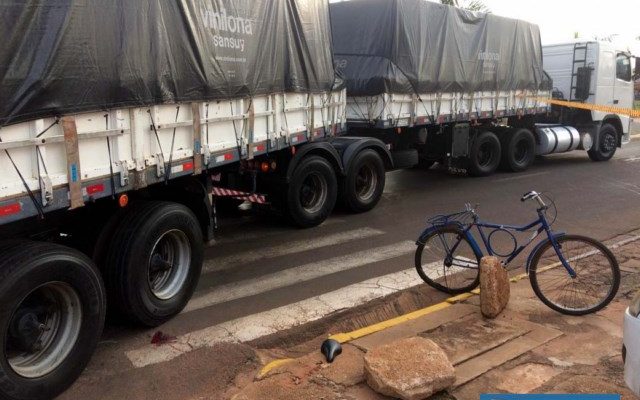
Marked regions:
[548,233,577,279]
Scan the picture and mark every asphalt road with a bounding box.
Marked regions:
[62,140,640,399]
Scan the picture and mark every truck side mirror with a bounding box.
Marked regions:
[634,57,640,80]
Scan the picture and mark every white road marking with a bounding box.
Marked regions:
[185,241,416,312]
[492,171,550,182]
[202,227,384,273]
[126,266,428,368]
[211,218,345,246]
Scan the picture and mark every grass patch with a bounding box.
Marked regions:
[635,100,640,110]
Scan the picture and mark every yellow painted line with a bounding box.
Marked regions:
[329,301,452,343]
[257,358,295,379]
[522,96,640,118]
[446,292,476,303]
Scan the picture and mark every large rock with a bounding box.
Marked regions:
[480,256,510,318]
[364,337,455,400]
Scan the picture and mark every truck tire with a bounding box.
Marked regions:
[0,241,105,400]
[468,131,501,177]
[588,123,618,162]
[104,202,203,326]
[342,149,386,213]
[500,128,536,172]
[286,155,337,228]
[391,149,419,169]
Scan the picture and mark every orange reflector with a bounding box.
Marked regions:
[291,146,296,155]
[396,128,402,134]
[260,162,270,173]
[118,194,129,208]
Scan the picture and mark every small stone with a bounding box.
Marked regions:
[480,256,510,318]
[364,337,455,400]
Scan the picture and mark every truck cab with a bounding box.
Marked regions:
[543,41,635,145]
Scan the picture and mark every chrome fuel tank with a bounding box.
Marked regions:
[535,124,582,155]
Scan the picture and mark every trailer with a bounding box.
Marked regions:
[330,0,634,175]
[0,1,390,399]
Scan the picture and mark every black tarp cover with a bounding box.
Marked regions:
[330,0,544,97]
[0,0,336,126]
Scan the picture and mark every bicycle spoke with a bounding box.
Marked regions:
[531,236,619,314]
[417,227,480,293]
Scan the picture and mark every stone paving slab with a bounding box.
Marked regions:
[453,323,562,387]
[351,304,477,352]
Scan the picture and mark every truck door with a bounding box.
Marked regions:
[614,52,633,133]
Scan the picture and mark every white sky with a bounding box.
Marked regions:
[482,0,639,52]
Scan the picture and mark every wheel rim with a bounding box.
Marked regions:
[148,230,191,300]
[299,172,327,214]
[533,238,617,313]
[514,139,530,164]
[601,132,616,153]
[355,163,377,202]
[419,230,479,291]
[6,282,82,378]
[477,142,495,167]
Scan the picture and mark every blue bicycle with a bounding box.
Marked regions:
[415,191,620,315]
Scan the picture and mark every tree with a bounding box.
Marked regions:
[440,0,489,13]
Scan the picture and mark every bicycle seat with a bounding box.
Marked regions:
[320,339,342,363]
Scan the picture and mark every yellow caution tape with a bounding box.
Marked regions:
[525,96,640,118]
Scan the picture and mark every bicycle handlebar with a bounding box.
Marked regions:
[521,191,547,208]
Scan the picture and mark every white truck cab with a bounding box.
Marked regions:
[543,41,635,144]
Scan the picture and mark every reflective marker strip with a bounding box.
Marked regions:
[86,183,104,195]
[215,153,234,163]
[170,162,194,174]
[522,96,640,118]
[254,144,266,152]
[291,133,306,143]
[0,203,21,217]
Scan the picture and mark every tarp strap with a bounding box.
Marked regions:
[103,114,116,199]
[164,106,180,184]
[2,142,44,219]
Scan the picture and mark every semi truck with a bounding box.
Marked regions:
[0,1,391,399]
[330,0,636,176]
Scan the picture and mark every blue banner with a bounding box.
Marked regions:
[481,395,620,400]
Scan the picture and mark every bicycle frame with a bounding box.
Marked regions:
[420,207,576,278]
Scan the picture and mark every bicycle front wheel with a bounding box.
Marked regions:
[529,235,620,315]
[415,225,482,294]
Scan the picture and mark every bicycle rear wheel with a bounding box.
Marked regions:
[415,225,482,294]
[529,235,620,315]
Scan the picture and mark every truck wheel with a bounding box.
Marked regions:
[468,131,501,177]
[0,241,105,400]
[588,123,618,161]
[500,128,536,172]
[343,149,386,213]
[104,202,203,326]
[286,155,337,228]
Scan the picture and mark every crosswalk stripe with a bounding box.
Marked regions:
[212,218,345,245]
[126,266,429,368]
[185,241,416,313]
[202,227,385,273]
